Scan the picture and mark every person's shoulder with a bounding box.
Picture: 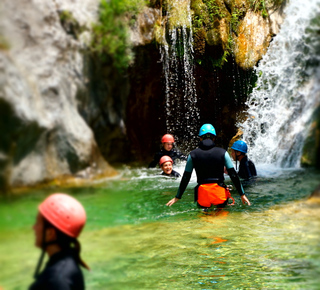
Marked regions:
[171,169,181,177]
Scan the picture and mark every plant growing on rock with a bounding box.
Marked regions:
[91,0,147,71]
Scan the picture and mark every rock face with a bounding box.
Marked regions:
[0,0,116,189]
[233,11,272,69]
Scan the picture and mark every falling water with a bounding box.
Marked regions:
[240,0,320,168]
[160,0,199,153]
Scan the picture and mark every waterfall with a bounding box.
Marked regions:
[160,0,199,153]
[240,0,320,168]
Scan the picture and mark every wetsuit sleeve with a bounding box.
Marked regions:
[224,152,234,170]
[226,168,245,196]
[175,155,193,199]
[224,152,245,196]
[148,152,162,168]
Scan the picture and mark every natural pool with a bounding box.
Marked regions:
[0,165,319,289]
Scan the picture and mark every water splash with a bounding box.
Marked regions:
[160,0,199,153]
[240,0,320,168]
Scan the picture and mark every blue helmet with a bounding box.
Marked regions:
[199,124,216,137]
[231,140,248,153]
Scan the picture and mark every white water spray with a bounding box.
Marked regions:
[160,0,199,152]
[240,0,320,168]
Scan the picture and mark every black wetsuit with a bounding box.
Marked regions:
[238,155,257,181]
[161,169,181,178]
[148,148,187,168]
[29,250,84,290]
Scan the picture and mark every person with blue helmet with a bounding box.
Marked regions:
[166,124,251,209]
[231,140,257,181]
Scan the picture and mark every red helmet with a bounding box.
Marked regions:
[161,134,174,143]
[39,193,86,238]
[159,155,173,166]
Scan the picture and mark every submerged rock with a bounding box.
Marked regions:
[309,184,320,200]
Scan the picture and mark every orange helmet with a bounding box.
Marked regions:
[161,134,174,143]
[39,193,86,238]
[159,155,173,167]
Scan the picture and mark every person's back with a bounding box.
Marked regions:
[238,155,257,180]
[166,124,251,208]
[190,139,226,184]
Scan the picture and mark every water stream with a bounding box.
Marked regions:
[240,0,320,168]
[160,0,199,152]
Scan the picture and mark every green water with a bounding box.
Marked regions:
[0,166,320,289]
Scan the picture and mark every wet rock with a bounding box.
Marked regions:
[233,11,272,69]
[130,7,161,46]
[309,184,320,199]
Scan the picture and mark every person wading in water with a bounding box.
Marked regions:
[166,124,251,209]
[148,134,187,168]
[230,140,257,181]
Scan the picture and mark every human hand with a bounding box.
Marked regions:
[241,195,251,206]
[166,197,179,206]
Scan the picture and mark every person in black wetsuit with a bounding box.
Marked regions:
[29,193,89,290]
[166,124,251,209]
[231,140,257,181]
[148,134,187,168]
[159,155,181,178]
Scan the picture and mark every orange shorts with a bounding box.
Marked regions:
[197,183,233,207]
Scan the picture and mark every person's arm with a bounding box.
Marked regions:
[166,155,193,206]
[148,152,161,168]
[224,152,251,206]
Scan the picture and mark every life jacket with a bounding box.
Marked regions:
[190,139,226,184]
[197,183,234,207]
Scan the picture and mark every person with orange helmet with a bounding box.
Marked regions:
[148,134,187,168]
[159,155,181,178]
[29,193,89,290]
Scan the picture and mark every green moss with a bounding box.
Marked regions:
[0,35,10,51]
[91,0,147,72]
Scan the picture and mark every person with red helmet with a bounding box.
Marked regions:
[159,156,181,178]
[29,193,89,290]
[148,134,187,168]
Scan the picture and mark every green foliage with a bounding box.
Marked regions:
[204,0,226,24]
[249,0,268,18]
[91,0,147,71]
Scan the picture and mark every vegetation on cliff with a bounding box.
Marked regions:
[91,0,147,71]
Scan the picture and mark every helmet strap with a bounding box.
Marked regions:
[33,223,48,278]
[33,220,58,278]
